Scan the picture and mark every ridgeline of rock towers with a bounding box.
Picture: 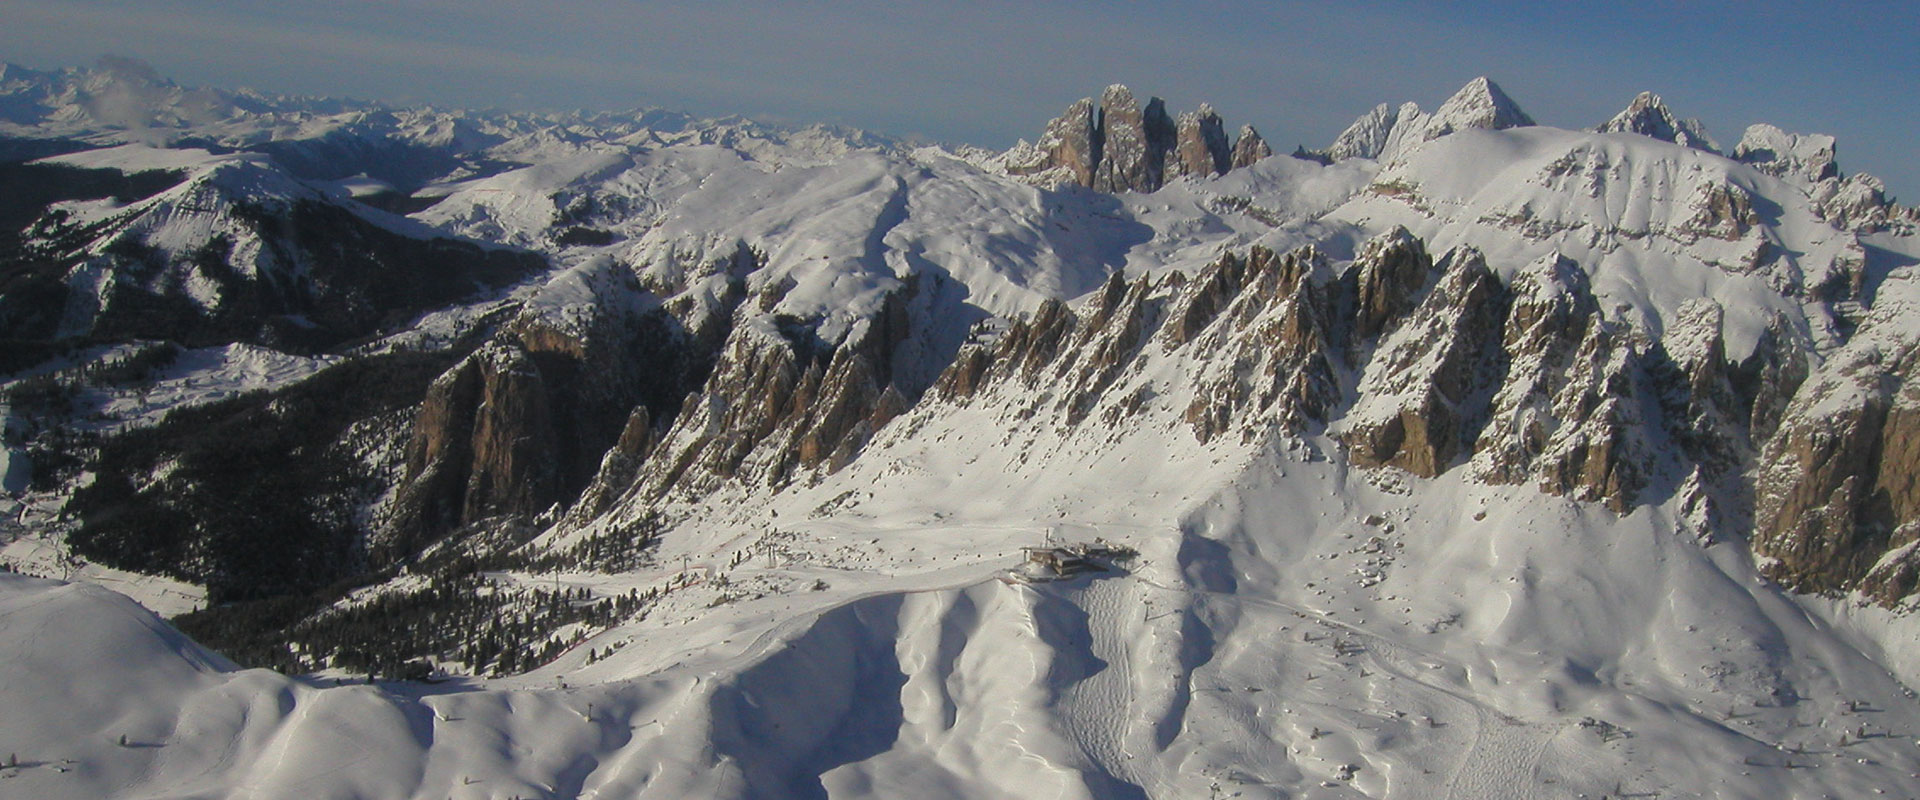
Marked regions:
[1005,85,1271,192]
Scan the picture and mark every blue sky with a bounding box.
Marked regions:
[6,0,1915,196]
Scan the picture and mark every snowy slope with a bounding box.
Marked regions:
[5,67,1920,800]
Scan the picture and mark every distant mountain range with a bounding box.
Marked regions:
[2,58,1918,800]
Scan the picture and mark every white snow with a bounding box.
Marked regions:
[5,72,1920,800]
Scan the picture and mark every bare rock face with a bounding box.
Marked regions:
[386,350,485,557]
[1005,97,1100,187]
[387,341,561,558]
[390,257,732,549]
[995,296,1079,382]
[933,342,994,400]
[1755,364,1898,595]
[1532,316,1654,512]
[1339,248,1511,478]
[1059,273,1154,424]
[1008,86,1248,193]
[1178,246,1339,442]
[1733,314,1811,446]
[614,284,919,505]
[1597,91,1717,151]
[1465,250,1656,513]
[1094,85,1176,194]
[930,245,1340,444]
[1472,253,1598,486]
[1658,299,1747,477]
[1347,226,1434,342]
[1754,280,1920,597]
[1811,173,1900,233]
[1861,523,1920,605]
[461,343,562,522]
[570,407,653,523]
[1169,105,1231,180]
[1230,124,1272,169]
[1679,181,1761,242]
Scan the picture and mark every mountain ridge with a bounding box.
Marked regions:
[2,60,1920,799]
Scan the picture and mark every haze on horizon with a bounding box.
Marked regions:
[5,0,1915,197]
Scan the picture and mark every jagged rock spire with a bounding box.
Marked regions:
[1170,104,1231,179]
[1231,124,1272,168]
[1093,85,1177,193]
[1008,86,1261,192]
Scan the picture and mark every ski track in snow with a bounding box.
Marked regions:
[1443,706,1556,800]
[1042,576,1143,795]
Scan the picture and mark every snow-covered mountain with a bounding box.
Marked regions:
[3,60,1920,799]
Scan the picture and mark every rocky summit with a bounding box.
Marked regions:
[2,61,1920,800]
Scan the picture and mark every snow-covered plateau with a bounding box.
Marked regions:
[2,60,1920,799]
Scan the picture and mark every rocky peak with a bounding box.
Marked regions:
[1170,104,1231,180]
[1423,76,1535,141]
[1322,78,1532,164]
[1347,225,1435,342]
[1325,102,1411,162]
[1005,97,1101,187]
[1093,85,1177,193]
[1338,247,1511,477]
[1008,86,1256,192]
[1597,91,1718,152]
[1734,123,1839,187]
[1811,172,1902,233]
[1230,124,1272,169]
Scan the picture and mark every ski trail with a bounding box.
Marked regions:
[1444,706,1557,800]
[1045,576,1144,792]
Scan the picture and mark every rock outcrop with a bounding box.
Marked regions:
[1004,97,1101,188]
[1320,77,1535,163]
[604,282,920,508]
[1092,86,1176,194]
[1170,105,1231,180]
[1734,124,1839,187]
[1230,125,1272,169]
[1597,91,1717,151]
[387,341,560,558]
[1754,275,1920,600]
[1338,248,1510,478]
[1177,246,1340,442]
[1345,226,1434,342]
[1472,253,1600,486]
[1811,173,1905,233]
[1008,86,1264,192]
[388,260,715,552]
